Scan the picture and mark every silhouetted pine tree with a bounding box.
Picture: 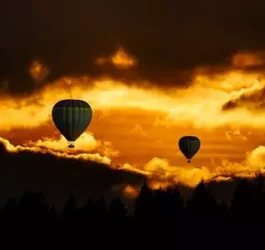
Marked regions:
[134,181,153,220]
[0,174,265,248]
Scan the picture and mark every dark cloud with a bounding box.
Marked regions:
[0,142,249,210]
[2,0,265,94]
[0,142,144,208]
[222,87,265,111]
[222,100,239,111]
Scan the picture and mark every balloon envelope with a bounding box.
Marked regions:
[178,136,200,163]
[52,99,93,148]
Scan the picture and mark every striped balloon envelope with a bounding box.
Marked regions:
[52,99,93,148]
[178,136,200,163]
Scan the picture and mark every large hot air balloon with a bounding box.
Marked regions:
[178,136,200,163]
[52,99,93,148]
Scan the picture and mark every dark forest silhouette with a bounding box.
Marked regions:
[0,176,264,249]
[0,142,264,248]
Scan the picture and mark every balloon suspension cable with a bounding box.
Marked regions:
[68,141,75,148]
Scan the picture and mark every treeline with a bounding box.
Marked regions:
[1,176,265,249]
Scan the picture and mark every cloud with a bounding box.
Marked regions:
[122,158,213,188]
[24,132,119,158]
[225,129,248,141]
[118,145,265,189]
[29,60,50,83]
[130,124,150,139]
[95,47,137,69]
[231,51,265,69]
[0,140,144,207]
[1,68,265,133]
[0,136,112,165]
[4,0,265,207]
[2,116,265,201]
[222,82,265,111]
[2,50,265,193]
[3,0,265,93]
[0,137,245,208]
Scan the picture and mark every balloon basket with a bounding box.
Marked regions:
[68,141,75,148]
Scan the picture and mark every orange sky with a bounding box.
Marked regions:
[2,48,265,197]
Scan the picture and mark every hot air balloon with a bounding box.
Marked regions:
[52,99,93,148]
[178,136,200,163]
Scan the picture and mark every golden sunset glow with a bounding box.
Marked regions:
[123,185,140,199]
[2,48,265,193]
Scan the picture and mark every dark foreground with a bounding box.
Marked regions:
[1,177,264,249]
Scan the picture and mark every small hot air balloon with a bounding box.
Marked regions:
[52,99,93,148]
[178,136,200,163]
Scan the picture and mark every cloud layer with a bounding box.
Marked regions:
[2,0,265,93]
[2,61,265,189]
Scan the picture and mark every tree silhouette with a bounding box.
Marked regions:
[109,197,127,220]
[185,180,219,247]
[19,191,50,230]
[78,197,93,226]
[187,180,217,217]
[0,198,18,232]
[1,175,265,248]
[62,195,76,219]
[134,181,153,220]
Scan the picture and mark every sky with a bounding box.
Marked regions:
[1,0,265,203]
